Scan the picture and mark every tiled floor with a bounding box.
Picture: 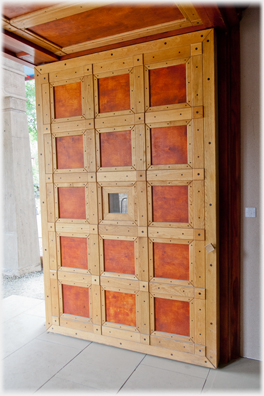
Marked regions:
[2,295,262,393]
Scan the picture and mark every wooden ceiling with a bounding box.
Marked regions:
[2,2,245,68]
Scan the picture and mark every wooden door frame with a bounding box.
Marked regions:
[34,25,241,365]
[217,26,241,363]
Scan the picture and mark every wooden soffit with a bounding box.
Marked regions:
[2,2,243,67]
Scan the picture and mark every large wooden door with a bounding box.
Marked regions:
[35,28,218,368]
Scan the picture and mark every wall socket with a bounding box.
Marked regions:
[245,207,257,217]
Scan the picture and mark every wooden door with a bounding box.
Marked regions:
[35,28,218,368]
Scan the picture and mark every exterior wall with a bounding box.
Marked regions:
[240,6,261,360]
[2,57,41,276]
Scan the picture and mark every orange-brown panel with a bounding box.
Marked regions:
[56,135,84,169]
[105,290,136,327]
[151,126,187,165]
[152,186,188,223]
[62,284,89,318]
[54,82,82,119]
[155,297,190,336]
[154,242,189,280]
[58,187,86,219]
[149,64,186,107]
[98,74,130,113]
[104,239,135,274]
[29,5,184,48]
[60,236,88,270]
[100,130,132,167]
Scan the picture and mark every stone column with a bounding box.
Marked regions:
[2,57,41,276]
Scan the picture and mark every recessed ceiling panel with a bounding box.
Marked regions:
[29,4,184,48]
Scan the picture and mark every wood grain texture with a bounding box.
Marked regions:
[58,187,86,219]
[98,74,130,113]
[3,4,50,19]
[105,290,136,326]
[152,186,188,223]
[54,82,82,119]
[155,297,190,336]
[60,236,88,269]
[29,4,184,48]
[149,64,186,107]
[154,242,189,280]
[104,239,135,275]
[62,284,90,317]
[56,135,84,169]
[151,125,187,165]
[100,130,132,167]
[218,28,241,363]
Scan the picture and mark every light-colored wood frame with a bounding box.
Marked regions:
[35,28,218,369]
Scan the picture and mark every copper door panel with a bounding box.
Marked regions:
[155,297,190,336]
[105,290,136,327]
[100,131,132,167]
[62,284,90,318]
[151,126,188,165]
[56,135,84,169]
[98,74,130,113]
[104,239,135,274]
[149,64,186,107]
[58,187,86,219]
[54,82,82,119]
[60,236,88,270]
[153,242,189,280]
[152,185,188,223]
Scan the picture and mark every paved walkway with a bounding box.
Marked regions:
[2,294,261,393]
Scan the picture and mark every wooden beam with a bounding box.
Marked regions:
[3,29,60,65]
[61,19,196,55]
[2,48,35,68]
[10,2,114,29]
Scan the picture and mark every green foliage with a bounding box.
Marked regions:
[25,79,37,142]
[25,79,39,195]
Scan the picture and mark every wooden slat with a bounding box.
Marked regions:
[193,181,205,229]
[191,54,203,106]
[43,134,52,174]
[146,108,191,124]
[144,45,190,64]
[150,336,195,353]
[42,83,50,124]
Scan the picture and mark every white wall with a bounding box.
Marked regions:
[240,5,261,360]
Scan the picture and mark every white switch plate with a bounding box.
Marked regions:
[245,207,257,217]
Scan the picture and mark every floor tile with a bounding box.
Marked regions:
[3,313,46,358]
[25,300,46,318]
[202,358,261,392]
[120,363,206,391]
[36,376,103,392]
[56,342,145,392]
[3,338,85,392]
[2,295,44,322]
[142,354,210,379]
[37,331,91,351]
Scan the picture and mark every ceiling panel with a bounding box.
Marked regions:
[29,4,185,48]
